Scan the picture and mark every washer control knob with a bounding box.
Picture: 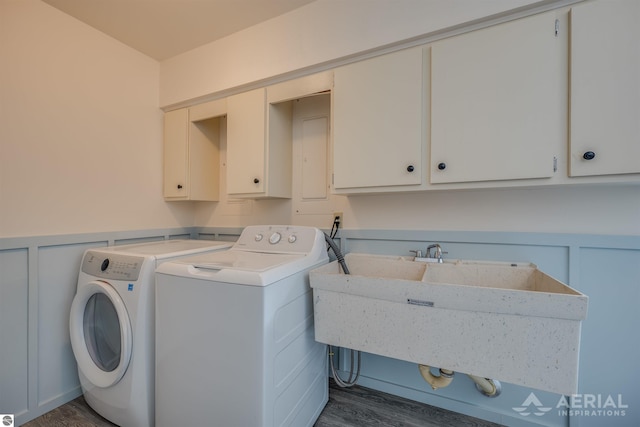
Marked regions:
[255,234,263,242]
[269,232,282,244]
[101,258,110,272]
[288,234,297,243]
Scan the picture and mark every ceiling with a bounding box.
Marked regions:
[41,0,316,61]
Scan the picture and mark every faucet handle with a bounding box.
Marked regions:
[409,250,423,258]
[425,244,446,262]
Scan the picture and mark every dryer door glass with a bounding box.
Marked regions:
[83,293,121,372]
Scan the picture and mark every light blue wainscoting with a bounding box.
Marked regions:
[2,227,638,427]
[0,228,196,426]
[322,229,640,427]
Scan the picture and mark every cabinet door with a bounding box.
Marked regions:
[431,11,562,184]
[569,0,640,177]
[226,88,266,195]
[163,108,188,199]
[333,47,425,191]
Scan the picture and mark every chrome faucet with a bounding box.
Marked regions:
[410,244,447,263]
[426,244,445,263]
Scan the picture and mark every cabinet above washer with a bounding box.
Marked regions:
[163,99,225,201]
[226,72,333,199]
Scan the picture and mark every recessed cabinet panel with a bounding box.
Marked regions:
[292,94,334,215]
[266,102,293,198]
[431,11,561,184]
[569,0,640,177]
[188,117,221,201]
[301,116,329,199]
[333,47,425,191]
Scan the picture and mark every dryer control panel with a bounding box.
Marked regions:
[233,225,324,255]
[81,251,144,281]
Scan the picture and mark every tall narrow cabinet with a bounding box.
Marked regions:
[569,0,640,177]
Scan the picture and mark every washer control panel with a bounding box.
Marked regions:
[235,225,323,254]
[81,251,144,281]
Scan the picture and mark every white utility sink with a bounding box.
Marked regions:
[310,253,588,395]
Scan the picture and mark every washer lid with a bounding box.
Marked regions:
[189,251,303,272]
[97,239,233,259]
[156,250,323,286]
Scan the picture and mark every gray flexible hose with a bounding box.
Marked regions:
[324,233,350,274]
[329,345,361,388]
[323,233,360,387]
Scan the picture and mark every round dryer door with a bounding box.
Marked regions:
[69,280,132,388]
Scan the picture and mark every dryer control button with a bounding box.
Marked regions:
[269,232,282,244]
[288,234,297,243]
[255,234,264,242]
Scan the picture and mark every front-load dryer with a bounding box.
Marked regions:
[155,225,330,427]
[69,239,232,427]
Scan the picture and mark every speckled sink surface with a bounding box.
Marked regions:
[321,254,588,320]
[310,253,588,395]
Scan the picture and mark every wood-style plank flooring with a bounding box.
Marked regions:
[23,381,504,427]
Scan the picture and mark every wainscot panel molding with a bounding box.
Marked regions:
[0,227,196,425]
[3,227,638,426]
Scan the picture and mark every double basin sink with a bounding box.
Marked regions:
[310,253,588,395]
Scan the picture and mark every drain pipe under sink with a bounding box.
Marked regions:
[467,374,502,397]
[418,365,502,397]
[418,365,454,390]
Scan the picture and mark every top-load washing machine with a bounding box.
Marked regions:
[69,239,233,427]
[155,225,330,427]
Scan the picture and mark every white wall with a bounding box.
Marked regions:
[331,185,640,235]
[0,0,194,238]
[159,0,544,108]
[193,184,640,236]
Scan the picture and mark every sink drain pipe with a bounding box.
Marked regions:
[418,365,501,397]
[467,374,502,397]
[419,365,455,390]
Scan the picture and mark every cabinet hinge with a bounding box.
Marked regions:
[553,156,558,172]
[554,19,559,37]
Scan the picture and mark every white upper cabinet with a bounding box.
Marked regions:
[332,46,426,193]
[430,11,563,184]
[163,99,225,201]
[226,88,270,197]
[163,108,189,199]
[226,73,332,199]
[569,0,640,177]
[226,88,292,198]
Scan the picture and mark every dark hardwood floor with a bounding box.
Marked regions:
[23,381,504,427]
